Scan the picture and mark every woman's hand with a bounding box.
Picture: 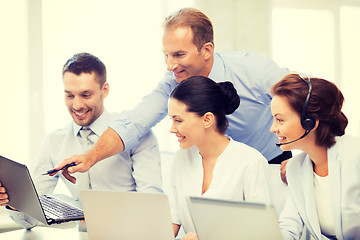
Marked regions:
[280,159,289,185]
[181,232,198,240]
[0,182,9,206]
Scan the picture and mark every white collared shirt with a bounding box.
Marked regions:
[32,110,162,200]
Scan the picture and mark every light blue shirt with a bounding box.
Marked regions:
[109,52,290,161]
[8,110,162,229]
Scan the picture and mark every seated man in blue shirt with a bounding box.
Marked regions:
[0,52,162,229]
[56,8,292,182]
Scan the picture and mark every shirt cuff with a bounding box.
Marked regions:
[108,121,140,151]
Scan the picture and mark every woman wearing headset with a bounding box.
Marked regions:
[270,73,360,240]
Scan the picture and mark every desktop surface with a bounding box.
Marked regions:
[0,225,88,240]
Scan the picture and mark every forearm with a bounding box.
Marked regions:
[87,127,124,165]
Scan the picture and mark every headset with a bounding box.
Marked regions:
[300,76,316,131]
[276,76,316,147]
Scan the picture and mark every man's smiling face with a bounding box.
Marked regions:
[63,71,108,126]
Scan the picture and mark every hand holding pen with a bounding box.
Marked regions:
[51,153,96,184]
[42,162,78,175]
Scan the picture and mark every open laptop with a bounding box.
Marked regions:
[80,190,175,240]
[186,196,283,240]
[0,155,84,225]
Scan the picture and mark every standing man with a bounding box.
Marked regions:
[57,8,291,181]
[0,52,162,229]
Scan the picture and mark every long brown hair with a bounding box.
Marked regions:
[271,73,348,148]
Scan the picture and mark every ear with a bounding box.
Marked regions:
[312,118,320,131]
[201,42,214,61]
[203,112,215,129]
[102,82,110,98]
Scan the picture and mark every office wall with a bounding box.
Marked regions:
[1,0,359,166]
[198,0,272,57]
[0,0,43,163]
[200,0,360,138]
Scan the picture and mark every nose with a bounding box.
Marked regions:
[166,56,178,72]
[169,121,177,134]
[72,96,85,110]
[270,120,277,133]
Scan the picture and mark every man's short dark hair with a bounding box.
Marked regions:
[62,52,106,87]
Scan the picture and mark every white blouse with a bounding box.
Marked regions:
[168,139,271,234]
[313,172,336,236]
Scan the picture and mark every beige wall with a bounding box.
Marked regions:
[0,0,44,164]
[197,0,272,57]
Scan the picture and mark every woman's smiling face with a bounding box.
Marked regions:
[270,95,306,151]
[168,97,206,149]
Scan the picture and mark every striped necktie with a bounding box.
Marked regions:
[78,127,94,189]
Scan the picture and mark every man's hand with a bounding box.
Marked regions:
[0,182,9,206]
[280,159,289,185]
[50,153,96,184]
[51,128,125,184]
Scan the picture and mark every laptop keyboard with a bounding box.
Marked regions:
[39,195,83,218]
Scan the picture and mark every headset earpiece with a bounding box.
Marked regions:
[301,113,316,131]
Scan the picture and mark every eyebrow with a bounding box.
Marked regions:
[64,90,92,94]
[163,50,186,55]
[170,114,181,119]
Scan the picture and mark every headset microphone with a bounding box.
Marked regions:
[275,130,310,147]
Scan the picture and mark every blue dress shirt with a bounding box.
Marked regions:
[109,52,290,161]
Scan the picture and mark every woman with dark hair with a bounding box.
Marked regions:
[168,76,271,239]
[270,73,360,240]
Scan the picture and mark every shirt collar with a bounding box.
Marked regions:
[208,53,226,83]
[72,109,110,137]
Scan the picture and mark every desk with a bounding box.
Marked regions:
[0,211,87,240]
[0,226,88,240]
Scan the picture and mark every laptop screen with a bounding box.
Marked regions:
[0,155,84,225]
[0,155,48,224]
[186,196,283,240]
[80,190,175,240]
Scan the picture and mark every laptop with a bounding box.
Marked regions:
[0,155,84,225]
[80,190,175,240]
[186,196,283,240]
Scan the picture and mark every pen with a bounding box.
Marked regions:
[42,162,78,175]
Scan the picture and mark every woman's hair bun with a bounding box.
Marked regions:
[218,81,240,115]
